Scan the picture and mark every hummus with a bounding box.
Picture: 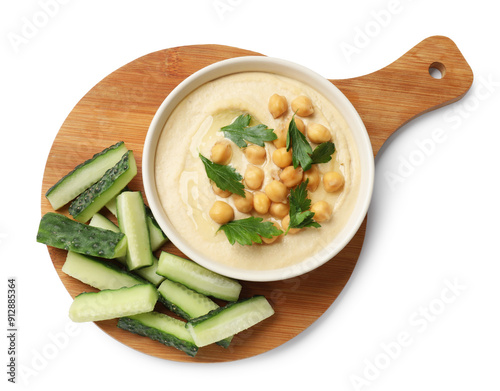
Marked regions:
[155,71,360,273]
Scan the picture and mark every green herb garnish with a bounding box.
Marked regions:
[218,217,283,246]
[221,114,277,148]
[310,142,336,164]
[199,153,245,197]
[286,116,313,171]
[287,179,321,232]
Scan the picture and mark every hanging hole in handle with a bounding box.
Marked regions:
[429,62,446,79]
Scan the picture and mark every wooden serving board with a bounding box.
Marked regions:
[40,36,473,363]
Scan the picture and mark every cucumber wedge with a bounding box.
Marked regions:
[62,251,145,290]
[157,278,232,348]
[89,212,120,233]
[37,212,127,259]
[46,141,128,210]
[68,284,158,322]
[117,312,198,357]
[69,150,137,223]
[106,191,169,251]
[89,213,164,286]
[145,206,169,251]
[157,278,219,320]
[116,191,153,271]
[156,252,242,302]
[134,255,165,286]
[186,296,274,347]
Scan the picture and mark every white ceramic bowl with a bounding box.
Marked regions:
[142,56,374,282]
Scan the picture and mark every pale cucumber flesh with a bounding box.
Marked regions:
[186,296,274,347]
[46,141,128,210]
[62,251,143,291]
[116,191,153,271]
[69,150,137,223]
[157,278,219,320]
[68,284,158,322]
[156,251,242,301]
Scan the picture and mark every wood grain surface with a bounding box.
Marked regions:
[40,36,472,363]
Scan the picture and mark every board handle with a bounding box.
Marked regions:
[331,35,473,156]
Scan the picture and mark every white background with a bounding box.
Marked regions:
[1,0,499,390]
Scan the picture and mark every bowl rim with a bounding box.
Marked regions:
[143,55,374,282]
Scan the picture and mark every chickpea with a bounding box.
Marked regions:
[311,201,332,222]
[244,165,265,190]
[211,141,232,165]
[269,202,290,219]
[281,214,302,234]
[272,147,293,168]
[303,164,320,192]
[268,94,288,119]
[295,117,306,134]
[273,125,287,149]
[253,191,271,214]
[323,171,345,193]
[245,144,267,165]
[307,123,331,144]
[291,95,314,117]
[233,190,254,213]
[280,166,303,188]
[261,221,282,244]
[209,201,234,224]
[212,181,231,198]
[264,180,288,203]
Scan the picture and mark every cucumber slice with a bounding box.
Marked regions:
[157,278,219,320]
[117,312,198,357]
[186,296,274,347]
[116,191,153,271]
[37,212,127,259]
[62,251,144,290]
[69,150,137,223]
[156,252,242,302]
[46,141,128,210]
[68,284,158,323]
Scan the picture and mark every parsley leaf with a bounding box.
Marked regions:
[221,114,277,148]
[310,141,336,164]
[287,179,321,231]
[217,217,283,246]
[199,153,245,197]
[286,116,313,171]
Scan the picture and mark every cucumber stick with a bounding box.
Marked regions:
[89,213,120,233]
[62,251,144,290]
[89,213,165,286]
[69,284,158,322]
[157,278,232,348]
[117,312,198,357]
[106,192,169,251]
[145,206,169,251]
[157,278,219,321]
[37,212,127,259]
[157,252,242,302]
[116,191,153,271]
[134,255,165,287]
[69,150,137,223]
[46,141,128,210]
[186,296,274,347]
